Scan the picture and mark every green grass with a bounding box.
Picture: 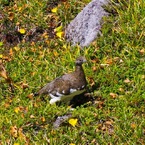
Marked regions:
[0,0,145,144]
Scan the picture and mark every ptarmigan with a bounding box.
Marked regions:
[34,56,87,104]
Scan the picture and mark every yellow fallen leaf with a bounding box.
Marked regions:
[51,7,58,13]
[14,143,20,145]
[56,31,64,38]
[68,118,78,127]
[70,144,75,145]
[19,28,26,34]
[18,7,22,11]
[53,50,59,57]
[14,107,20,114]
[14,46,20,51]
[54,25,63,32]
[63,44,67,49]
[0,54,3,58]
[0,41,3,46]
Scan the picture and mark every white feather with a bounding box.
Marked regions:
[50,97,61,104]
[70,88,77,93]
[56,92,63,97]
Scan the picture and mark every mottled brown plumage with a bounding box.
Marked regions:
[34,56,87,104]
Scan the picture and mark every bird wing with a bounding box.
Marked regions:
[62,72,87,90]
[37,76,71,96]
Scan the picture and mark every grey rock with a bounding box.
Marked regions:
[53,114,72,129]
[65,0,109,47]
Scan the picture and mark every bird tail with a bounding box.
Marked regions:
[33,92,39,96]
[33,89,45,96]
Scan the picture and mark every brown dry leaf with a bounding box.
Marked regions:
[139,49,144,55]
[92,66,97,72]
[14,106,28,114]
[31,41,35,46]
[113,57,120,62]
[98,101,104,109]
[105,120,113,126]
[5,139,10,145]
[0,61,14,93]
[4,99,13,109]
[4,102,10,108]
[91,57,99,63]
[31,47,36,52]
[27,93,34,99]
[106,58,113,65]
[88,77,95,87]
[33,102,39,107]
[30,71,36,76]
[124,78,131,83]
[1,55,12,61]
[20,106,28,113]
[8,12,15,21]
[10,125,18,138]
[20,82,29,89]
[21,113,25,119]
[41,117,46,122]
[110,93,118,99]
[97,119,114,135]
[101,57,120,67]
[10,126,27,142]
[95,100,104,109]
[0,61,8,79]
[101,125,106,131]
[131,123,137,129]
[42,32,48,38]
[118,87,124,92]
[91,139,97,144]
[30,115,35,119]
[18,128,27,142]
[9,48,13,57]
[53,50,59,57]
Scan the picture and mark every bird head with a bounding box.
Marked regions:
[75,56,87,65]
